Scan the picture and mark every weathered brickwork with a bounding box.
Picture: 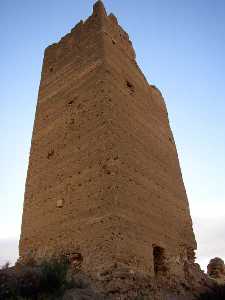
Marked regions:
[20,1,196,280]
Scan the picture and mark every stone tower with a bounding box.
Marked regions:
[20,1,196,279]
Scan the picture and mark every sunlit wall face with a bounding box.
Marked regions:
[0,0,225,270]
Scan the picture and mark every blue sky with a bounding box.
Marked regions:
[0,0,225,270]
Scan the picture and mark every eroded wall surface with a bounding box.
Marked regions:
[20,1,196,277]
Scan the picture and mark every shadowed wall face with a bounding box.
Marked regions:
[20,1,196,277]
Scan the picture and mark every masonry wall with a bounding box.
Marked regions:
[20,1,196,278]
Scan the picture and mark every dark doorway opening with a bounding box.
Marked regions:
[153,245,167,275]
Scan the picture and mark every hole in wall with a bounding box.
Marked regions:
[68,252,83,270]
[47,149,54,159]
[68,100,74,105]
[126,80,133,88]
[126,80,135,93]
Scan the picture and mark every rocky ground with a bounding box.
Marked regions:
[0,257,225,300]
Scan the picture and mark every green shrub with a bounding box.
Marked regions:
[39,257,70,296]
[0,269,17,299]
[17,267,41,299]
[0,256,73,300]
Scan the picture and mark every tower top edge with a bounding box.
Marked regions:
[93,0,107,17]
[43,0,137,70]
